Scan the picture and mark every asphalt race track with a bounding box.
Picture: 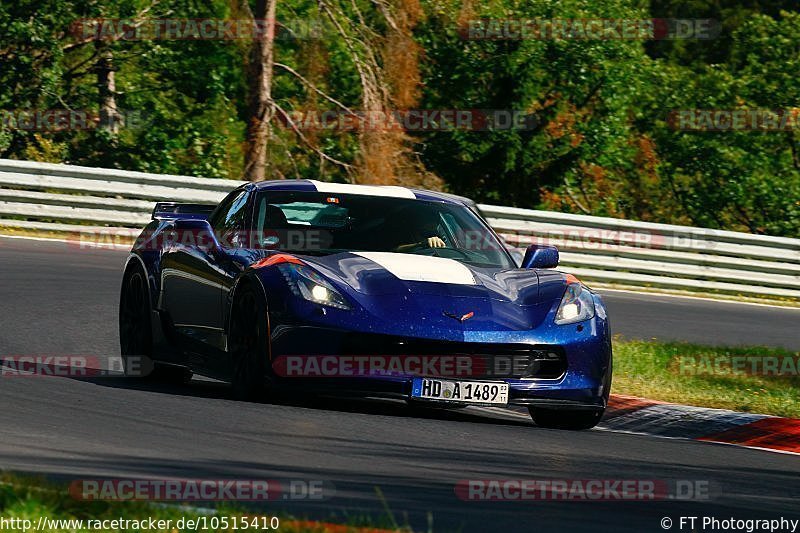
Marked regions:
[1,236,799,532]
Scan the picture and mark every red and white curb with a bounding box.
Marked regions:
[601,395,800,454]
[473,394,800,455]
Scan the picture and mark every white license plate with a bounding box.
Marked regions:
[411,378,509,405]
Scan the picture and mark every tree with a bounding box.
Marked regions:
[237,0,277,182]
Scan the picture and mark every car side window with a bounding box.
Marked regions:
[210,189,250,248]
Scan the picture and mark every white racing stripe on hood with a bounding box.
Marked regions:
[353,252,477,285]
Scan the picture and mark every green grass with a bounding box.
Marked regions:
[612,337,800,418]
[0,474,408,533]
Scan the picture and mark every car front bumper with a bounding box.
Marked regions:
[267,319,612,411]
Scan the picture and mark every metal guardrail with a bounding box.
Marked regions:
[481,205,800,300]
[0,158,798,301]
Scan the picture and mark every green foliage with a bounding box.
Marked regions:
[416,0,654,208]
[637,12,800,235]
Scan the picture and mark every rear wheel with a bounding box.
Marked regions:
[528,407,604,430]
[120,265,154,377]
[119,263,192,383]
[229,285,269,401]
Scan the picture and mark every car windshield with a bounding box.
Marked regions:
[253,190,514,269]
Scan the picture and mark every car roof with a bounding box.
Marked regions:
[249,179,468,206]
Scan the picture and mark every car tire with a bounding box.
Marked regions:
[528,407,604,430]
[229,285,268,401]
[119,263,192,384]
[119,264,155,376]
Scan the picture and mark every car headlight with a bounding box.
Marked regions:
[555,282,595,324]
[279,263,351,310]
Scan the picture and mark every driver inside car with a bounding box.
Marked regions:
[389,206,447,253]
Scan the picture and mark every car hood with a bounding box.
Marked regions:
[297,251,566,332]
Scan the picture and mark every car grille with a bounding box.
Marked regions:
[339,334,567,379]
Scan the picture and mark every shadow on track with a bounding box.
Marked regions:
[60,368,535,428]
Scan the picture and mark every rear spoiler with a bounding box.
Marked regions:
[152,202,216,221]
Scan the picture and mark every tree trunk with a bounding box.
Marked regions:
[95,41,119,135]
[243,0,277,182]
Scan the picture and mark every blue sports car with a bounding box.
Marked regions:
[119,180,612,429]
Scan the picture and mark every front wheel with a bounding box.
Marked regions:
[228,285,269,401]
[528,407,604,430]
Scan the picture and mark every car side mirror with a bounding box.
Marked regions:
[521,244,559,269]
